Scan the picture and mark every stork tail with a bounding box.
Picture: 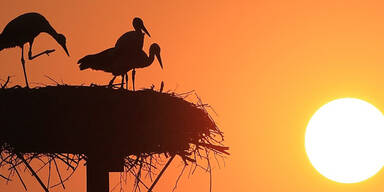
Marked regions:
[78,54,110,71]
[78,55,94,70]
[78,48,116,72]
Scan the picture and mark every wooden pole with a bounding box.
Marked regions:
[86,156,109,192]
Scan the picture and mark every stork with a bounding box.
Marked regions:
[77,47,127,87]
[124,43,162,90]
[114,17,151,89]
[115,17,150,52]
[0,12,70,88]
[78,43,163,90]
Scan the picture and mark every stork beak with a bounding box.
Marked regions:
[156,53,163,69]
[62,44,70,56]
[141,25,151,37]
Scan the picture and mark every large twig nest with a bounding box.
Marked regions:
[0,85,228,169]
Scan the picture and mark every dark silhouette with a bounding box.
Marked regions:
[0,85,229,192]
[0,12,70,88]
[0,14,227,192]
[115,17,150,50]
[78,17,150,89]
[78,47,128,88]
[78,43,163,90]
[115,17,151,89]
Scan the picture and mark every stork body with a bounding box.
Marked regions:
[115,17,150,52]
[78,47,128,87]
[115,31,144,52]
[78,43,163,89]
[0,12,69,88]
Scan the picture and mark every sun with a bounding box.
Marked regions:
[305,98,384,183]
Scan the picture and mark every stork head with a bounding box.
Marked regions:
[149,43,162,69]
[56,34,70,56]
[133,17,151,37]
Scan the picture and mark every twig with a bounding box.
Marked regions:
[172,164,186,192]
[44,75,59,85]
[159,81,164,93]
[205,149,212,192]
[148,154,175,192]
[50,162,80,188]
[16,153,49,192]
[35,158,52,174]
[53,158,65,189]
[0,173,11,181]
[47,159,52,188]
[53,154,75,170]
[127,169,150,190]
[1,76,10,89]
[0,153,13,166]
[134,158,143,191]
[12,165,27,191]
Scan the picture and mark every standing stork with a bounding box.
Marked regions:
[77,47,126,87]
[125,43,162,91]
[0,12,70,88]
[78,43,163,89]
[114,17,151,89]
[115,17,150,52]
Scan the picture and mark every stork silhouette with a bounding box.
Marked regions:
[78,43,163,90]
[78,17,150,89]
[114,17,150,89]
[115,17,150,51]
[0,12,70,88]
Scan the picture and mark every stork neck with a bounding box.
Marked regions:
[46,24,60,40]
[147,50,156,67]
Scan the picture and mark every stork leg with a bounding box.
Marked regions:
[28,41,55,60]
[120,75,125,89]
[108,76,117,88]
[20,46,29,88]
[132,69,136,91]
[125,73,129,90]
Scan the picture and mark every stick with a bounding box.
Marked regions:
[53,158,65,189]
[0,173,10,181]
[16,153,49,192]
[148,154,175,192]
[1,76,10,88]
[13,165,27,191]
[160,81,164,93]
[44,75,59,85]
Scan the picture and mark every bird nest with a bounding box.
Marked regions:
[0,84,228,191]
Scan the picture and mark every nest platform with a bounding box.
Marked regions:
[0,85,228,192]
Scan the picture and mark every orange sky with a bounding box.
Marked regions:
[2,0,384,191]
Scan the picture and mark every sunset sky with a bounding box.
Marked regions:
[2,0,384,191]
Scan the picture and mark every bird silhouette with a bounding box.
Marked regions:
[78,43,163,89]
[0,12,70,88]
[78,47,126,87]
[114,17,151,89]
[115,17,150,51]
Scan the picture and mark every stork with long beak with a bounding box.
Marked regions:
[126,43,162,91]
[0,12,70,88]
[115,17,150,51]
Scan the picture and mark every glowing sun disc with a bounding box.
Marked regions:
[305,98,384,183]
